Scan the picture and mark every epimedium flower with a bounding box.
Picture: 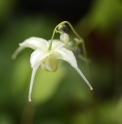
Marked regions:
[12,21,93,102]
[12,37,92,102]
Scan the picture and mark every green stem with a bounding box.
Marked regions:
[48,21,92,83]
[62,21,92,83]
[81,40,92,83]
[48,22,65,50]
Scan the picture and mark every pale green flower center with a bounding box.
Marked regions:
[41,52,60,72]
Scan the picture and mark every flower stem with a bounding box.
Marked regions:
[64,21,92,83]
[48,21,92,84]
[48,22,64,50]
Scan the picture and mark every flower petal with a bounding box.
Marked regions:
[54,48,93,89]
[30,49,48,68]
[29,65,39,102]
[41,52,60,72]
[20,37,48,50]
[48,39,65,50]
[12,37,48,59]
[12,46,25,59]
[55,47,77,68]
[75,67,93,90]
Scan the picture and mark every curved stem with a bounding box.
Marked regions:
[48,21,92,84]
[81,41,92,83]
[64,21,92,83]
[48,22,64,50]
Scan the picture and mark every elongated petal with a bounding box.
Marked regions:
[48,39,65,50]
[55,48,93,89]
[20,37,48,50]
[75,67,93,90]
[55,47,77,68]
[30,49,49,68]
[29,65,39,102]
[12,37,48,59]
[12,46,25,59]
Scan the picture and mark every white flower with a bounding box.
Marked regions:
[12,37,92,102]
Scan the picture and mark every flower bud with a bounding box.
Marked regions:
[68,41,73,46]
[74,38,83,44]
[58,24,67,32]
[60,33,69,44]
[58,25,64,31]
[73,46,82,55]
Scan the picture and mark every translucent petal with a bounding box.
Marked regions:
[20,37,48,50]
[12,37,48,59]
[54,48,93,89]
[30,49,48,68]
[48,39,65,50]
[75,67,93,90]
[29,65,39,102]
[55,47,77,68]
[12,46,25,59]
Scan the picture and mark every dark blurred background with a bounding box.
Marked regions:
[0,0,122,124]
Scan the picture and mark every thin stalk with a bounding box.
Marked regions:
[64,21,92,83]
[48,21,92,83]
[48,22,65,50]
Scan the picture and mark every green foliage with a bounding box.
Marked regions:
[0,0,122,123]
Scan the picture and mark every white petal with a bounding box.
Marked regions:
[12,37,48,59]
[55,48,93,90]
[12,46,25,59]
[30,49,48,68]
[48,39,65,50]
[75,67,93,90]
[20,37,48,50]
[55,47,77,68]
[29,65,39,102]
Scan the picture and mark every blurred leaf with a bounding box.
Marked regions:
[96,102,114,124]
[72,110,94,124]
[3,16,57,46]
[89,0,122,29]
[11,52,31,97]
[114,97,122,123]
[77,0,122,35]
[0,0,17,23]
[0,113,14,124]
